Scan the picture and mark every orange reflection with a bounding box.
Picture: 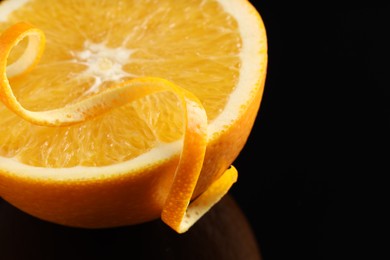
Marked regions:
[0,195,261,259]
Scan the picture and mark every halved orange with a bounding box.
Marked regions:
[0,0,267,233]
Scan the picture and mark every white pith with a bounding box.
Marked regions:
[0,0,28,21]
[0,0,267,180]
[72,40,136,94]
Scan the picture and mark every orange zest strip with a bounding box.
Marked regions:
[163,165,238,233]
[0,22,238,233]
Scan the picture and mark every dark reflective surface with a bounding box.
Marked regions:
[0,195,261,260]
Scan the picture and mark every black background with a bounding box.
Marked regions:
[232,1,388,260]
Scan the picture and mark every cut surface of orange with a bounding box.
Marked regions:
[0,0,267,233]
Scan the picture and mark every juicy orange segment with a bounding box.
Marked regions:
[0,22,237,233]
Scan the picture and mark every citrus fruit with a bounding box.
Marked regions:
[0,0,267,233]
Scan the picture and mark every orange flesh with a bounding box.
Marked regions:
[0,0,241,168]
